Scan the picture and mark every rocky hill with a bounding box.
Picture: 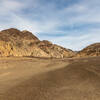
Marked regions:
[0,28,75,58]
[77,43,100,57]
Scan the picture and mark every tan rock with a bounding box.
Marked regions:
[77,43,100,57]
[0,28,75,58]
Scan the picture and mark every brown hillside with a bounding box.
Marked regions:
[77,43,100,57]
[31,40,74,58]
[0,28,75,58]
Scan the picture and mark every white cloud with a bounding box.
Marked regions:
[0,0,25,15]
[39,29,100,51]
[0,0,100,50]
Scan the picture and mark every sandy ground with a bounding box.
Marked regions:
[0,57,100,100]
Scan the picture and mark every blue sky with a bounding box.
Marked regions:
[0,0,100,50]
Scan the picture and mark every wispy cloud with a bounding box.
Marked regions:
[0,0,100,50]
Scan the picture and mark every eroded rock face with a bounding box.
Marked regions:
[34,40,75,58]
[0,28,75,58]
[77,43,100,57]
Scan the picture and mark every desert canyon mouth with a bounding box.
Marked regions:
[0,28,100,100]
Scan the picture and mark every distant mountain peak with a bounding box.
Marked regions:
[1,28,20,33]
[22,30,39,41]
[22,30,30,33]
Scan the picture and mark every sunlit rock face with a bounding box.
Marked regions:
[0,28,75,58]
[77,43,100,57]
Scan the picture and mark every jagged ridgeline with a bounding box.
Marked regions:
[0,28,75,58]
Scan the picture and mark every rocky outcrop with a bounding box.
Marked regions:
[77,43,100,57]
[29,40,74,58]
[0,28,75,58]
